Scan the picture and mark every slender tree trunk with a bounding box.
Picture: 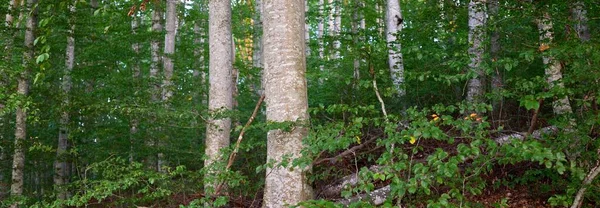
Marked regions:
[11,0,36,204]
[156,0,178,173]
[537,12,573,115]
[386,0,406,99]
[352,0,364,85]
[317,0,325,79]
[55,0,76,200]
[305,0,310,56]
[571,1,590,42]
[148,4,163,171]
[262,0,312,205]
[489,0,502,117]
[205,0,233,193]
[466,0,487,103]
[130,10,141,163]
[1,0,17,200]
[328,0,341,59]
[252,0,264,95]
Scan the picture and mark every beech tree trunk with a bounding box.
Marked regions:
[130,9,141,163]
[1,0,17,200]
[489,0,502,116]
[537,12,573,115]
[466,0,486,103]
[328,0,341,59]
[385,0,406,98]
[55,0,76,200]
[11,0,36,204]
[262,0,312,205]
[571,1,590,42]
[205,0,233,193]
[148,4,163,171]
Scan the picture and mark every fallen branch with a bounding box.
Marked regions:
[323,126,560,204]
[313,135,379,166]
[338,185,390,206]
[214,94,265,196]
[570,148,600,208]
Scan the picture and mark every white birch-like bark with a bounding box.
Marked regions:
[317,0,325,75]
[328,0,341,59]
[11,0,36,203]
[263,0,312,205]
[571,1,590,42]
[205,0,233,193]
[385,0,405,97]
[466,0,486,103]
[55,0,76,200]
[537,12,573,115]
[252,0,263,70]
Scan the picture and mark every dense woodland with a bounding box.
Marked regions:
[0,0,599,207]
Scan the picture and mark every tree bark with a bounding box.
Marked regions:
[11,0,36,204]
[147,3,163,171]
[205,0,233,194]
[489,0,502,117]
[466,0,486,103]
[571,1,590,42]
[130,7,141,163]
[537,12,573,115]
[55,0,76,200]
[328,0,341,59]
[0,0,17,200]
[385,0,406,99]
[262,0,312,205]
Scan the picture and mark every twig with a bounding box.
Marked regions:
[313,136,379,165]
[570,149,600,208]
[526,99,543,137]
[214,94,265,196]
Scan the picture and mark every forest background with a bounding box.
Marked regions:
[0,0,599,207]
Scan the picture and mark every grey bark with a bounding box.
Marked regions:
[317,0,325,76]
[55,0,76,200]
[489,0,502,115]
[205,0,233,193]
[571,1,590,42]
[11,0,36,203]
[385,0,406,98]
[147,5,163,171]
[328,0,341,59]
[252,0,264,95]
[466,0,487,103]
[156,0,178,173]
[130,10,141,163]
[0,0,17,200]
[537,12,573,115]
[262,0,312,205]
[162,0,177,102]
[352,0,364,84]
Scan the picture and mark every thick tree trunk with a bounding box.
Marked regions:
[466,0,486,103]
[571,1,590,42]
[385,0,406,99]
[205,0,233,193]
[55,0,76,200]
[11,0,36,204]
[262,0,312,205]
[537,12,573,115]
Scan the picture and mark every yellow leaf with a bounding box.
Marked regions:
[409,136,416,144]
[355,136,361,144]
[470,113,477,118]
